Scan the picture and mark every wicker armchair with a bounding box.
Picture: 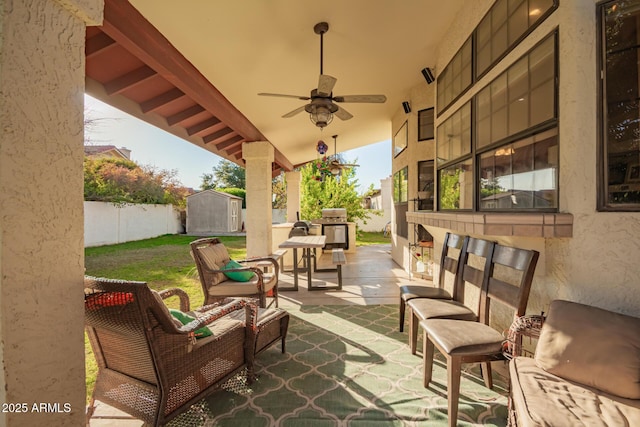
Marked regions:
[84,276,258,426]
[190,237,279,308]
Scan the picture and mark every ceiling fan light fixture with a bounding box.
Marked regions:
[306,103,337,128]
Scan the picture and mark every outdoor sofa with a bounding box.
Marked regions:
[508,299,640,426]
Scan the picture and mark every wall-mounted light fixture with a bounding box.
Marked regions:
[402,101,411,114]
[421,67,435,84]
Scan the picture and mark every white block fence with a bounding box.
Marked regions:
[84,201,183,247]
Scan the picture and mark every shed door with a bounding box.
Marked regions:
[230,200,239,231]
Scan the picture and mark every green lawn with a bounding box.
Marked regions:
[84,232,388,403]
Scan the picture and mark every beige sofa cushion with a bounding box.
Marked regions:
[510,357,640,427]
[535,300,640,399]
[198,243,230,270]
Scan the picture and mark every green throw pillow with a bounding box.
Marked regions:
[169,309,212,339]
[221,259,255,282]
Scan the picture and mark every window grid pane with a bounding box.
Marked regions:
[601,0,640,208]
[475,0,557,78]
[479,128,558,210]
[437,38,473,112]
[439,159,474,210]
[418,108,435,141]
[475,33,556,150]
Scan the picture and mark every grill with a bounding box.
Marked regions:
[315,209,348,250]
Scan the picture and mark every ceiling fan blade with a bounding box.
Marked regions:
[333,94,387,103]
[282,105,307,118]
[317,74,337,96]
[258,93,310,100]
[334,106,353,121]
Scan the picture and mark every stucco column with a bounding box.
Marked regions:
[243,141,274,258]
[0,0,102,425]
[285,171,301,222]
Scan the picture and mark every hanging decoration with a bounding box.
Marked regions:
[316,140,328,155]
[312,140,332,181]
[312,156,332,181]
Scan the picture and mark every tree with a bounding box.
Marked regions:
[201,159,245,189]
[299,161,372,226]
[272,174,287,209]
[217,187,246,208]
[84,157,190,207]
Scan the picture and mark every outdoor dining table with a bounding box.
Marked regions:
[278,235,326,291]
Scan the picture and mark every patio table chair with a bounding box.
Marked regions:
[420,244,539,427]
[190,237,279,308]
[84,276,274,426]
[399,232,468,332]
[407,237,495,354]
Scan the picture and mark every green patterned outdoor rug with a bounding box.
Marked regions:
[173,305,508,426]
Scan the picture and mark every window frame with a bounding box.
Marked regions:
[418,108,435,141]
[597,0,640,211]
[436,30,559,213]
[393,121,408,157]
[474,0,558,82]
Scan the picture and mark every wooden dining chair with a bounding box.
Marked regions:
[421,244,539,427]
[398,232,467,332]
[407,237,495,354]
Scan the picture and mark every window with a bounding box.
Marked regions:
[439,159,473,210]
[394,166,408,203]
[394,167,409,238]
[418,108,435,141]
[479,128,558,210]
[476,33,556,149]
[436,101,472,165]
[475,0,557,79]
[437,31,558,212]
[394,121,408,157]
[599,0,640,210]
[418,161,435,210]
[437,37,473,114]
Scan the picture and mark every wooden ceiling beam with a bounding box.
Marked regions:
[186,117,222,136]
[202,127,233,144]
[216,134,243,150]
[86,31,116,59]
[166,104,206,126]
[141,88,185,113]
[104,65,156,95]
[101,0,266,142]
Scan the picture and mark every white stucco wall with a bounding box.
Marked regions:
[392,0,640,320]
[84,202,183,247]
[0,0,103,425]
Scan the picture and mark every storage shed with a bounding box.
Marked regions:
[186,190,243,234]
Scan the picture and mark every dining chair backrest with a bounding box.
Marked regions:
[453,237,495,305]
[437,232,468,299]
[479,244,540,324]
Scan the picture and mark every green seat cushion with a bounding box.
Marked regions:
[221,260,255,282]
[169,309,213,339]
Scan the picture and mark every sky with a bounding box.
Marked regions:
[84,94,391,192]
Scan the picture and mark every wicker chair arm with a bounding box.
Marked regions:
[157,288,190,312]
[184,298,255,332]
[237,256,280,276]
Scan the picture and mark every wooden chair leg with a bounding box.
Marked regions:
[399,298,406,332]
[423,332,435,387]
[85,397,96,426]
[481,361,493,389]
[447,356,462,427]
[410,310,419,354]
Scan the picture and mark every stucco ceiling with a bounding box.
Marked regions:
[92,0,465,169]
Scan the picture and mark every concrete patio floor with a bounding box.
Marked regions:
[89,243,421,426]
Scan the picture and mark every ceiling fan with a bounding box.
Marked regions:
[258,22,387,128]
[327,135,359,175]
